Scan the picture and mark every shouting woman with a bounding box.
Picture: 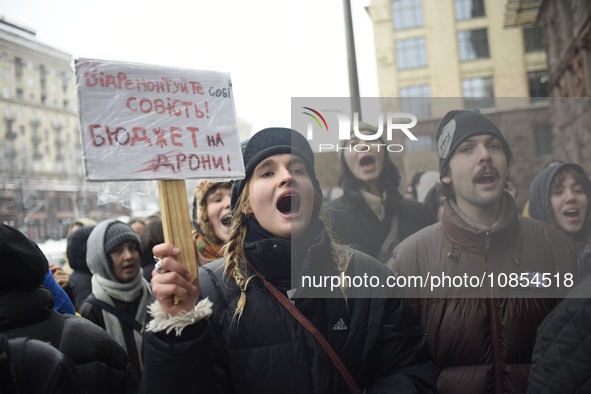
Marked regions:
[141,128,436,394]
[326,122,432,263]
[529,163,591,252]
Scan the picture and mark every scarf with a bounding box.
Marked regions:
[194,233,223,262]
[91,269,152,369]
[245,216,324,274]
[245,217,276,243]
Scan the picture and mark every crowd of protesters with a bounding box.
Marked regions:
[1,110,590,393]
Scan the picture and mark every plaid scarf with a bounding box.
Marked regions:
[194,232,223,262]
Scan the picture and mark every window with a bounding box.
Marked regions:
[28,76,34,87]
[391,0,423,30]
[2,69,8,80]
[458,29,490,61]
[528,71,549,103]
[16,89,23,99]
[63,198,72,211]
[400,84,431,116]
[523,26,544,52]
[534,124,553,156]
[396,37,428,70]
[462,77,494,108]
[20,126,25,135]
[27,61,33,70]
[405,135,434,153]
[454,0,485,20]
[2,87,9,98]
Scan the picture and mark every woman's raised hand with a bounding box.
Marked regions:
[151,243,200,316]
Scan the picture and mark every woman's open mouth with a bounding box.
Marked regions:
[563,208,580,220]
[277,193,301,216]
[359,156,376,172]
[221,214,232,227]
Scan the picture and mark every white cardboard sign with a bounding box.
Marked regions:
[75,58,244,181]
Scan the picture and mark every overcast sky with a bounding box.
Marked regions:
[1,0,379,134]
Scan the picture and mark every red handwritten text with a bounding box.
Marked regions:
[84,70,204,95]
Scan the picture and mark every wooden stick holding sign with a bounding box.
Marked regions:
[158,180,198,304]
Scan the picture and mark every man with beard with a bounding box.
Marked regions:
[387,108,579,394]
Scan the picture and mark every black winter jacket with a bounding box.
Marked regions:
[0,286,139,394]
[325,188,432,261]
[0,333,87,393]
[141,226,437,394]
[527,273,591,394]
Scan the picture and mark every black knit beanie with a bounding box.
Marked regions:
[103,221,141,255]
[435,108,510,173]
[230,128,321,212]
[0,224,48,293]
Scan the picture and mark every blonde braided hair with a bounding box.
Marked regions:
[220,179,254,319]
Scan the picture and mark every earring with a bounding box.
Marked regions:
[244,212,250,220]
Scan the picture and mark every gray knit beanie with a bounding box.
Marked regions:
[104,221,141,255]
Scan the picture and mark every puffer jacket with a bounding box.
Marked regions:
[326,187,432,262]
[142,224,438,394]
[0,333,87,393]
[0,286,139,394]
[388,194,579,394]
[527,273,591,394]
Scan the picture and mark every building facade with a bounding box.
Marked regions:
[505,0,591,175]
[368,0,549,106]
[0,17,128,241]
[354,0,560,207]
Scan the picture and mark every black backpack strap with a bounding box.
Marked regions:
[82,298,144,334]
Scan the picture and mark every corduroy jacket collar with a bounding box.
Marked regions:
[441,192,522,256]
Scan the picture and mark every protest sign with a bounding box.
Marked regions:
[75,58,244,181]
[75,58,245,291]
